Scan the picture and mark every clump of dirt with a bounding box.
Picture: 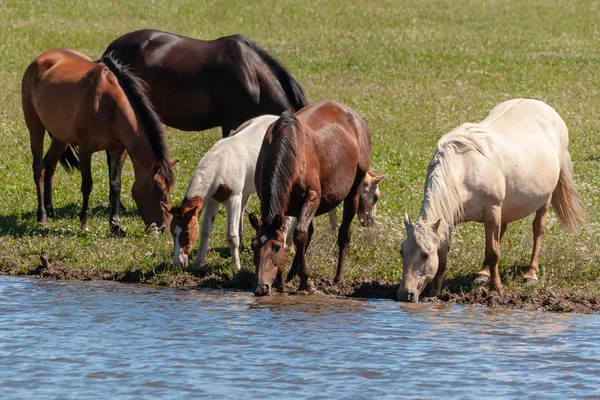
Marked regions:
[437,287,600,313]
[1,255,599,313]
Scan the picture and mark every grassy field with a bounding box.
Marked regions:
[1,0,599,302]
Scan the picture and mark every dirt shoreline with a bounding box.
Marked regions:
[2,260,599,314]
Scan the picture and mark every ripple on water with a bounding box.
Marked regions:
[0,277,599,399]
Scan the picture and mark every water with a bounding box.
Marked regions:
[0,277,599,399]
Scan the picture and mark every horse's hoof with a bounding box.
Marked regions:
[333,275,342,284]
[473,274,489,285]
[523,277,538,285]
[110,226,126,238]
[39,220,50,227]
[298,280,315,293]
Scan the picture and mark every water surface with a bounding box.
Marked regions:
[0,277,599,398]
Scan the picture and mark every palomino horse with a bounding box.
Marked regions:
[102,29,308,211]
[164,115,383,271]
[399,99,586,302]
[249,101,383,296]
[21,49,174,235]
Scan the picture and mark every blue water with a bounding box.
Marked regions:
[0,277,599,399]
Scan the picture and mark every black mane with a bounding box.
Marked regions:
[100,52,174,187]
[261,111,299,223]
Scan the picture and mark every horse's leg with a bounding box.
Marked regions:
[284,216,296,249]
[238,194,250,250]
[328,209,339,233]
[106,150,127,213]
[291,221,315,291]
[523,203,549,284]
[474,222,507,284]
[27,120,47,225]
[108,148,127,237]
[195,199,219,267]
[225,195,243,271]
[42,138,68,219]
[334,192,359,283]
[289,190,319,290]
[78,149,93,230]
[431,230,452,296]
[482,206,503,292]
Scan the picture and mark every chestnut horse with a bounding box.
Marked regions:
[21,49,174,235]
[249,100,380,296]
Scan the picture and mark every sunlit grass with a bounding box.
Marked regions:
[1,0,599,300]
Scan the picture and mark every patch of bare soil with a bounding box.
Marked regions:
[1,256,598,313]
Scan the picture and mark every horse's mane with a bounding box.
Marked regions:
[101,53,174,187]
[262,111,299,224]
[417,123,492,244]
[235,35,308,111]
[229,117,256,136]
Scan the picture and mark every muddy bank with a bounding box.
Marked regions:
[1,257,599,313]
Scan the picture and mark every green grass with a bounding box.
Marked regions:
[1,0,599,300]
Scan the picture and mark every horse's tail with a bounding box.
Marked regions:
[48,132,80,172]
[551,151,587,232]
[238,35,308,111]
[100,52,174,188]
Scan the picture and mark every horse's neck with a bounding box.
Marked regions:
[185,161,218,201]
[418,172,461,243]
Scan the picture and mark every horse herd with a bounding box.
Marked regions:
[21,29,586,302]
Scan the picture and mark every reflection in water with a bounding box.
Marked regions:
[0,277,599,398]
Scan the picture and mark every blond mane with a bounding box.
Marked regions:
[416,123,492,245]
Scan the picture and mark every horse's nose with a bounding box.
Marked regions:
[407,292,418,303]
[254,284,271,297]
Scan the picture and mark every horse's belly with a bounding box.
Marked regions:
[501,176,558,222]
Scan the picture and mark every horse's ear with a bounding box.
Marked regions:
[372,173,386,185]
[161,201,172,214]
[431,219,442,234]
[271,214,284,231]
[249,213,262,232]
[404,213,413,234]
[184,196,203,217]
[169,159,179,167]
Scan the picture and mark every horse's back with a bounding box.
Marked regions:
[459,99,568,222]
[295,101,372,213]
[483,99,568,152]
[23,49,105,141]
[186,115,278,200]
[297,100,372,166]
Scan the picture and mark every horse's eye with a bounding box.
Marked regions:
[272,243,281,253]
[421,252,429,261]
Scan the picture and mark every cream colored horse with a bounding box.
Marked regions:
[399,99,586,302]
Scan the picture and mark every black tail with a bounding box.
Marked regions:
[100,53,174,188]
[46,133,80,172]
[238,36,308,111]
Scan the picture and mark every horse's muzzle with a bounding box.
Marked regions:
[254,284,271,297]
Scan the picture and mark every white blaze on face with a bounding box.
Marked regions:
[173,226,188,267]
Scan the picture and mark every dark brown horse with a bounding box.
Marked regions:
[21,49,174,235]
[248,100,381,296]
[103,29,308,136]
[102,29,308,211]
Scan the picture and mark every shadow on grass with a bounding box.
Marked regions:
[0,203,140,238]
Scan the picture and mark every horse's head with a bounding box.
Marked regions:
[132,161,176,231]
[249,213,286,296]
[357,170,385,227]
[162,196,203,268]
[398,214,442,303]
